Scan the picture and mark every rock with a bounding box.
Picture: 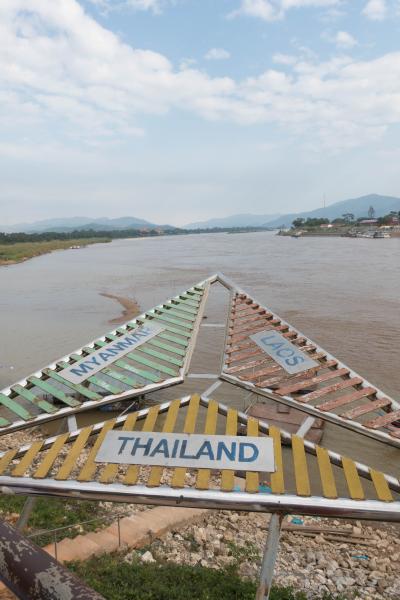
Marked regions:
[141,551,156,564]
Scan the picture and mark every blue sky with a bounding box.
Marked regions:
[1,0,400,226]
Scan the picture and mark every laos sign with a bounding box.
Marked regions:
[59,322,165,384]
[251,329,318,375]
[95,432,275,472]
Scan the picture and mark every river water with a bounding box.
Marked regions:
[0,231,399,477]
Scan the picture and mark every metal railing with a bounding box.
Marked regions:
[26,511,124,561]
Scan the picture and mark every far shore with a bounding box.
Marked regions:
[0,238,111,266]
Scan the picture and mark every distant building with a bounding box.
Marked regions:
[359,219,378,225]
[320,223,333,228]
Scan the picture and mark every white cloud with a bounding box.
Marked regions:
[230,0,340,22]
[273,53,298,65]
[204,48,231,61]
[2,0,400,155]
[88,0,171,14]
[362,0,387,20]
[334,31,357,48]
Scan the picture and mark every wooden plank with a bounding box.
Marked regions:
[77,419,117,482]
[113,359,162,383]
[11,385,57,414]
[245,418,259,493]
[370,469,393,502]
[126,352,178,377]
[34,433,70,479]
[269,426,284,494]
[342,457,364,500]
[147,399,182,488]
[141,318,192,339]
[160,306,196,322]
[316,446,337,499]
[27,377,80,407]
[147,338,186,357]
[99,413,138,483]
[12,441,44,477]
[300,378,363,406]
[100,367,140,388]
[171,395,200,488]
[124,406,160,485]
[61,357,123,395]
[220,409,238,492]
[315,386,374,411]
[55,427,93,480]
[240,365,281,382]
[276,368,349,396]
[151,311,193,330]
[292,435,311,496]
[158,331,188,347]
[196,400,219,490]
[0,393,32,421]
[137,345,183,367]
[43,370,102,401]
[0,450,18,475]
[341,397,392,420]
[364,409,400,429]
[225,358,271,374]
[171,301,198,315]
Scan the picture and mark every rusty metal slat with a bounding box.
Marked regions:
[229,317,273,333]
[341,397,392,420]
[225,358,272,374]
[300,377,363,405]
[226,348,266,365]
[255,359,337,390]
[364,409,400,430]
[315,384,374,411]
[276,368,349,396]
[239,364,282,382]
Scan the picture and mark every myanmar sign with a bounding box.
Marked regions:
[251,329,318,375]
[59,323,165,384]
[95,432,275,472]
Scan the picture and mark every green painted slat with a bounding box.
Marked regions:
[59,360,123,395]
[113,359,162,383]
[101,367,141,388]
[147,338,186,357]
[0,393,32,421]
[179,294,200,305]
[150,312,193,330]
[171,301,198,316]
[140,318,192,339]
[11,384,57,414]
[127,351,179,376]
[137,345,183,367]
[27,377,80,407]
[158,331,189,347]
[161,306,196,322]
[0,416,10,428]
[43,369,102,401]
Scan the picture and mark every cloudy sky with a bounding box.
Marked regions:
[1,0,400,226]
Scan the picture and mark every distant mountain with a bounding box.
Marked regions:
[263,194,400,228]
[184,213,281,229]
[2,216,167,233]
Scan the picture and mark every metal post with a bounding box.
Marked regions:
[256,513,284,600]
[117,515,121,547]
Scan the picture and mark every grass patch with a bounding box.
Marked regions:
[0,238,110,264]
[0,495,104,546]
[68,554,340,600]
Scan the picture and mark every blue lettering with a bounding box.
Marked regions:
[216,442,236,461]
[131,436,154,456]
[117,436,134,455]
[99,352,112,362]
[276,347,295,358]
[171,439,180,458]
[179,440,197,459]
[70,363,94,377]
[239,443,259,463]
[149,439,169,458]
[286,355,305,366]
[195,441,215,461]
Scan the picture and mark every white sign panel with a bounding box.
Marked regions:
[95,432,275,472]
[58,323,165,384]
[250,329,318,375]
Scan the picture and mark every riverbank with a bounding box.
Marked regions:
[100,292,141,325]
[0,238,111,266]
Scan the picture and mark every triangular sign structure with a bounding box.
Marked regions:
[0,395,398,521]
[219,276,400,448]
[0,281,208,435]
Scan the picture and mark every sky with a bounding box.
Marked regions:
[1,0,400,226]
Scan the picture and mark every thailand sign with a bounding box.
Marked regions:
[95,432,275,472]
[59,322,165,384]
[250,329,318,375]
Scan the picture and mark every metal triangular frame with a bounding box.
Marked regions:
[216,273,400,449]
[0,279,211,435]
[0,394,399,522]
